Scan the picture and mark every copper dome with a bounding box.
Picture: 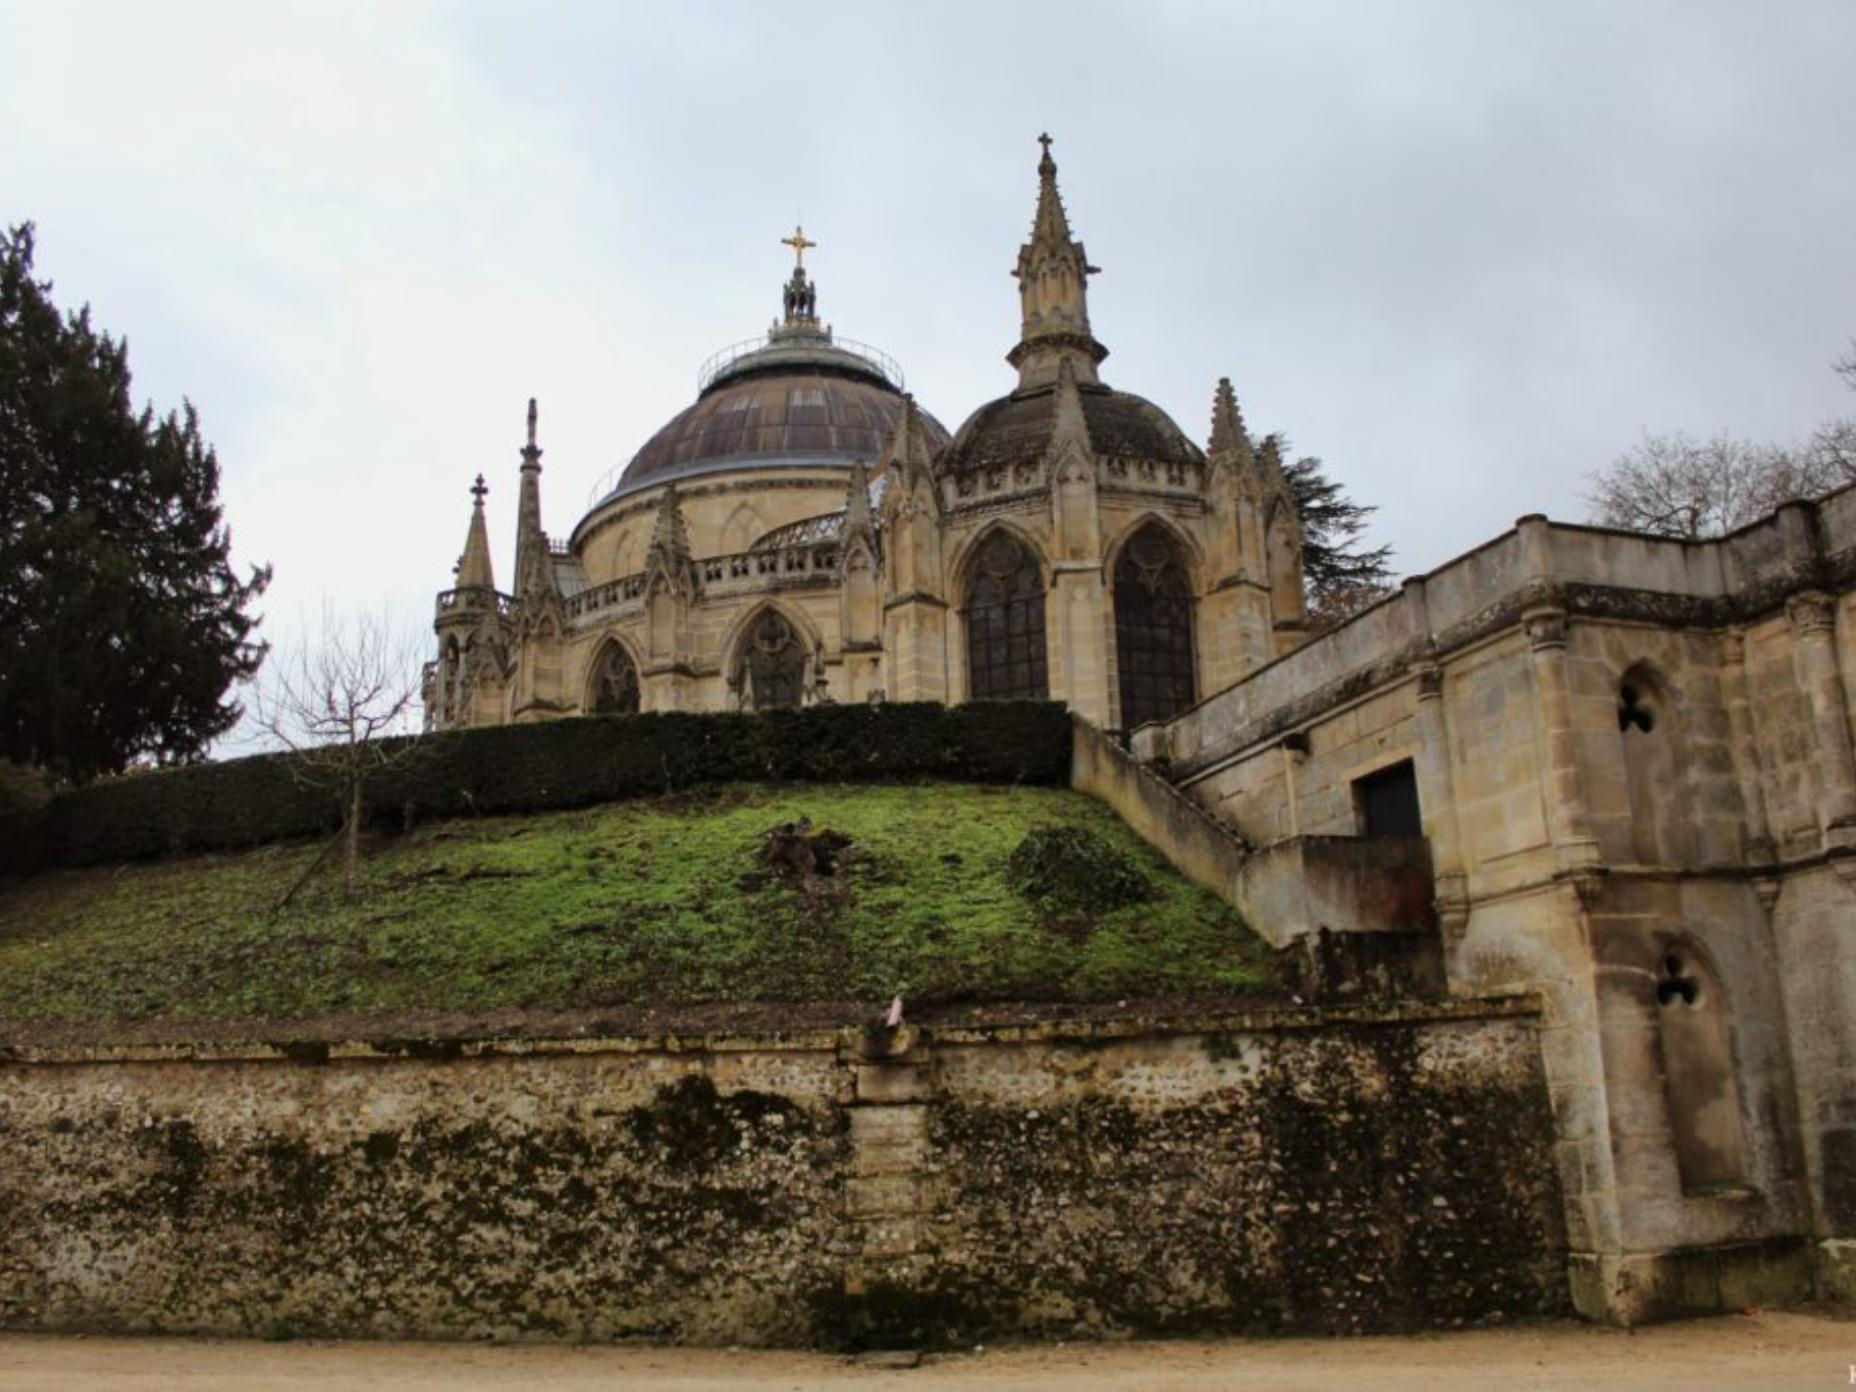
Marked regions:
[615,361,949,494]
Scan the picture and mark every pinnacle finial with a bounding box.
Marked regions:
[1209,377,1250,457]
[1010,133,1104,388]
[780,224,820,325]
[526,397,538,449]
[470,473,488,507]
[781,223,817,268]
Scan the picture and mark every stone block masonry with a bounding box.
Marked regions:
[0,1000,1566,1348]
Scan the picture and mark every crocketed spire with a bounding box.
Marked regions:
[1208,377,1254,463]
[649,480,692,560]
[1009,134,1108,391]
[513,397,557,601]
[454,474,495,592]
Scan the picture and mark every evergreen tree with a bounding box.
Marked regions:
[1275,442,1394,627]
[0,223,270,782]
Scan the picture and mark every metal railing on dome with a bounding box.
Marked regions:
[579,335,907,511]
[695,334,904,394]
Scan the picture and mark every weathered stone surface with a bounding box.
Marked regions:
[0,1004,1561,1347]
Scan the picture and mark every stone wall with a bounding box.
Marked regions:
[0,1002,1564,1347]
[1135,487,1856,1321]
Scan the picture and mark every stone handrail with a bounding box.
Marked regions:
[435,587,514,619]
[564,542,844,623]
[565,573,648,621]
[701,541,840,593]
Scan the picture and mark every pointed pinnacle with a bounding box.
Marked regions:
[1256,433,1286,482]
[1030,132,1073,248]
[885,395,929,471]
[1209,378,1251,457]
[651,482,691,554]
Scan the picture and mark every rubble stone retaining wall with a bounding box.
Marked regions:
[0,999,1565,1347]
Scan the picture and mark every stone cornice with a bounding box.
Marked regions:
[0,994,1540,1064]
[1169,563,1856,788]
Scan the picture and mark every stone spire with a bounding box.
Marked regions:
[1255,433,1294,501]
[650,482,692,560]
[880,395,938,494]
[643,482,699,601]
[513,397,556,600]
[1208,377,1254,464]
[454,474,496,592]
[1009,134,1107,391]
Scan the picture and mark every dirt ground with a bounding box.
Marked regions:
[3,1310,1853,1392]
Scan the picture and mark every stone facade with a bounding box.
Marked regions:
[423,139,1304,734]
[1133,488,1856,1322]
[0,1002,1562,1346]
[412,133,1856,1330]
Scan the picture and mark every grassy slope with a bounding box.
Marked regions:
[0,783,1275,1032]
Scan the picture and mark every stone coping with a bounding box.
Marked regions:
[0,994,1541,1067]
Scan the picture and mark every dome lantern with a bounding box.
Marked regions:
[580,229,948,511]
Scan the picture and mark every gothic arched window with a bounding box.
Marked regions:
[590,643,640,714]
[1114,523,1195,729]
[739,610,807,710]
[965,531,1048,702]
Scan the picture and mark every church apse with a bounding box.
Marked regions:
[424,136,1305,730]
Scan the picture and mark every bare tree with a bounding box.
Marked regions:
[250,606,424,901]
[1806,341,1856,482]
[1588,342,1856,539]
[1584,432,1840,539]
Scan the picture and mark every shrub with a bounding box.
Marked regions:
[24,702,1073,871]
[1005,824,1152,918]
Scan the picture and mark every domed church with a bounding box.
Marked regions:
[424,137,1309,732]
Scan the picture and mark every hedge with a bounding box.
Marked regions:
[19,701,1074,872]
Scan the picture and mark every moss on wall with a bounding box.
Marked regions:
[927,1020,1567,1339]
[0,1006,1564,1347]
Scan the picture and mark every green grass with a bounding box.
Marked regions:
[0,783,1276,1032]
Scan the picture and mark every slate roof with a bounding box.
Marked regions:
[937,381,1202,477]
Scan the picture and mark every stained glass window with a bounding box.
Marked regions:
[740,610,807,710]
[1114,524,1195,729]
[590,643,640,714]
[966,532,1048,701]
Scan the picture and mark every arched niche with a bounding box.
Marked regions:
[1617,663,1693,867]
[608,529,637,579]
[721,502,764,555]
[842,542,880,647]
[962,528,1048,702]
[646,576,677,662]
[587,640,640,715]
[1113,520,1196,729]
[1654,943,1748,1193]
[734,607,809,710]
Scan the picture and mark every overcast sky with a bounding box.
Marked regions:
[5,0,1854,688]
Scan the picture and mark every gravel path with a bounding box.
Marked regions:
[3,1310,1853,1391]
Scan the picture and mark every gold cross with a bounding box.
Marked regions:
[781,224,817,268]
